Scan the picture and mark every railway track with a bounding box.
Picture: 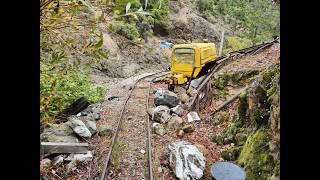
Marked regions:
[99,37,279,180]
[189,37,279,111]
[100,72,169,180]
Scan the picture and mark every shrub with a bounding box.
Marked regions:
[223,36,253,54]
[112,21,140,40]
[215,0,279,43]
[136,13,154,40]
[197,0,214,13]
[114,0,142,13]
[40,61,106,119]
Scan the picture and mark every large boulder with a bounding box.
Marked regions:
[154,89,180,108]
[149,105,172,124]
[168,141,206,180]
[40,122,79,143]
[68,116,92,138]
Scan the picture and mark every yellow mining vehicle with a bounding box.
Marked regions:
[166,42,218,90]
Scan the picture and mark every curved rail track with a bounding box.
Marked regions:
[99,37,279,180]
[189,37,279,111]
[100,72,169,180]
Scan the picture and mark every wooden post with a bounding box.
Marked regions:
[218,30,225,57]
[41,142,89,154]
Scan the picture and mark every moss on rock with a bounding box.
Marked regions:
[221,146,242,161]
[216,64,281,180]
[238,129,274,180]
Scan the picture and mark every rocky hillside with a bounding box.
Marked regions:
[212,63,280,179]
[40,0,279,122]
[40,0,280,179]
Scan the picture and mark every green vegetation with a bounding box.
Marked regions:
[213,64,280,179]
[196,0,279,44]
[238,129,274,179]
[223,36,253,54]
[111,141,127,169]
[40,1,107,121]
[40,61,106,119]
[197,0,215,16]
[216,0,279,43]
[111,21,141,40]
[111,0,170,41]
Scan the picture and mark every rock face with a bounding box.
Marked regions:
[154,89,180,108]
[152,123,166,136]
[151,105,172,123]
[169,6,228,42]
[40,122,79,143]
[168,141,206,180]
[68,116,92,138]
[167,115,183,131]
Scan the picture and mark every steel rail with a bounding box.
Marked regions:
[100,71,168,180]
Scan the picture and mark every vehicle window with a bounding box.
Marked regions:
[174,48,195,65]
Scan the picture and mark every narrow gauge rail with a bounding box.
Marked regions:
[189,37,279,111]
[99,37,279,180]
[100,72,169,180]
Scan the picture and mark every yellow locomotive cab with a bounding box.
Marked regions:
[167,43,218,88]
